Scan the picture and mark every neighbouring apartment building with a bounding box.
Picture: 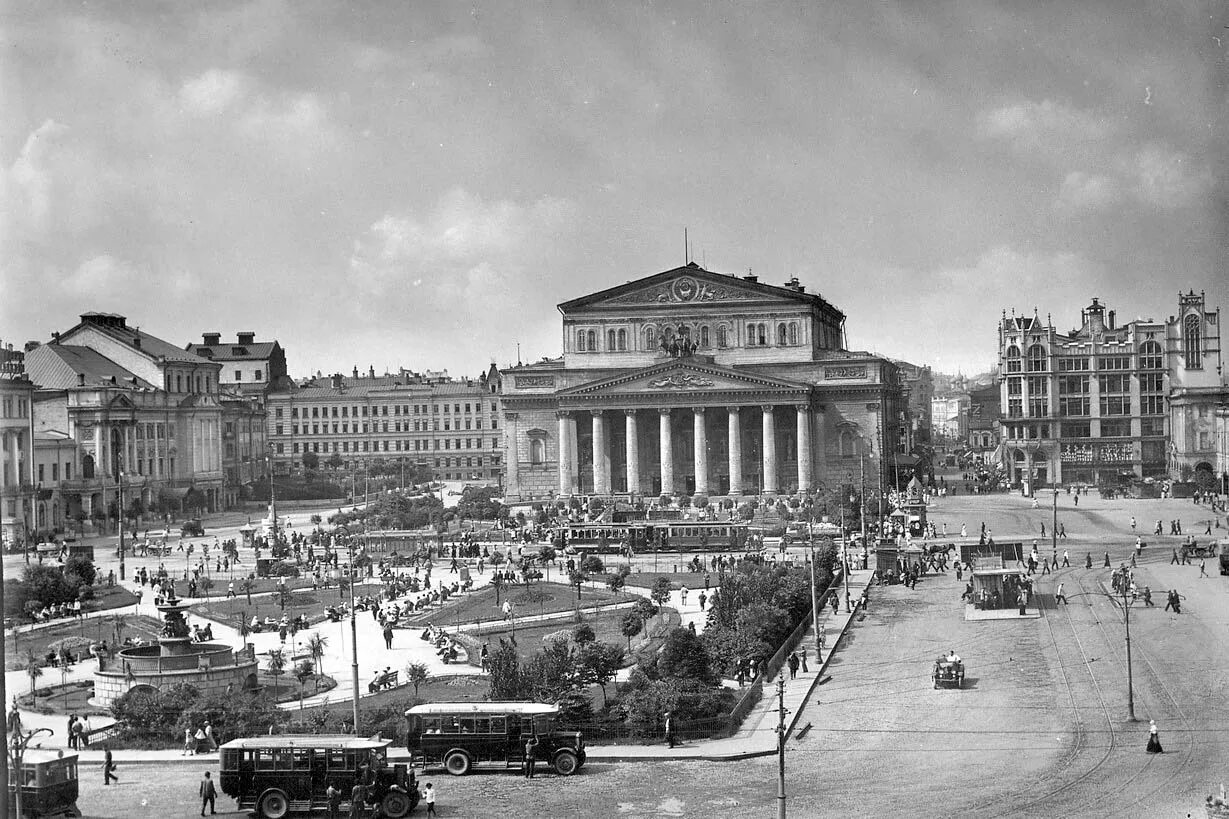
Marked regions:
[997,292,1225,490]
[265,366,503,484]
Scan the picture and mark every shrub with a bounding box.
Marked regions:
[658,494,671,506]
[63,555,97,588]
[113,684,200,739]
[692,494,709,509]
[580,555,604,575]
[572,623,596,645]
[659,627,715,684]
[176,691,282,744]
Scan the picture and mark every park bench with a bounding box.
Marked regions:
[368,670,399,693]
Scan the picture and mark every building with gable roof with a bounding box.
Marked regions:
[498,263,909,501]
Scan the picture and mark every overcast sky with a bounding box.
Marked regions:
[3,2,1226,381]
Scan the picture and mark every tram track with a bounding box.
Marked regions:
[980,568,1118,818]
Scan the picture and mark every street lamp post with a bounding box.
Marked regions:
[1052,487,1059,558]
[1121,585,1137,722]
[339,528,361,734]
[118,471,127,581]
[841,496,850,612]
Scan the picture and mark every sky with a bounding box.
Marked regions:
[3,1,1226,381]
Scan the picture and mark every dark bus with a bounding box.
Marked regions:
[218,736,417,818]
[405,702,585,776]
[6,750,79,818]
[558,520,749,554]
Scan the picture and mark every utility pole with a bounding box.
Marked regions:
[809,543,821,653]
[1051,487,1058,558]
[1122,585,1136,721]
[840,501,850,612]
[860,448,868,570]
[776,677,788,819]
[118,470,126,581]
[346,533,361,734]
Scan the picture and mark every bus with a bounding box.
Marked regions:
[557,520,750,554]
[218,736,417,818]
[405,702,585,776]
[6,749,79,818]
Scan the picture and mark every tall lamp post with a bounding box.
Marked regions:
[118,470,127,581]
[1119,583,1137,722]
[1051,487,1059,558]
[336,524,361,734]
[267,445,278,549]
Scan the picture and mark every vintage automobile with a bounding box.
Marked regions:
[933,656,965,689]
[181,519,205,537]
[406,702,585,776]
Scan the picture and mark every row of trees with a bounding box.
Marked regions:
[4,558,99,621]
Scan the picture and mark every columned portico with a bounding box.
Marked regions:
[625,410,641,494]
[591,411,610,494]
[761,405,778,494]
[658,409,674,495]
[727,407,743,495]
[556,412,573,496]
[692,407,708,495]
[796,405,812,492]
[504,413,520,497]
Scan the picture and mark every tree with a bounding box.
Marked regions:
[631,598,659,625]
[569,567,588,601]
[24,650,42,703]
[302,451,320,472]
[537,546,556,580]
[294,659,315,710]
[487,640,526,701]
[199,576,214,599]
[577,641,625,707]
[572,623,596,645]
[306,634,328,682]
[63,555,97,588]
[649,578,673,625]
[659,627,715,684]
[267,649,286,703]
[607,569,627,596]
[326,453,344,471]
[620,611,643,651]
[240,578,256,605]
[406,662,430,699]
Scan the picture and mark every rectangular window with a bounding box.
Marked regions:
[1139,373,1164,394]
[1058,375,1089,395]
[275,408,283,419]
[1058,357,1090,372]
[255,369,263,381]
[1059,397,1090,416]
[234,369,242,381]
[1007,378,1022,396]
[1141,417,1165,436]
[1100,419,1132,437]
[51,462,58,481]
[1098,374,1130,394]
[1027,397,1048,418]
[1097,356,1131,371]
[1007,398,1022,418]
[1062,421,1091,438]
[38,464,44,482]
[275,444,284,454]
[1139,395,1165,415]
[1099,395,1130,416]
[1026,376,1048,396]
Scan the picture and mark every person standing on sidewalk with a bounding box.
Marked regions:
[664,711,677,749]
[799,646,808,674]
[787,652,799,680]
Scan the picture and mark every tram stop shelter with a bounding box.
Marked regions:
[965,554,1040,621]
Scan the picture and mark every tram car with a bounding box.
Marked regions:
[932,656,965,689]
[557,520,750,554]
[6,750,80,818]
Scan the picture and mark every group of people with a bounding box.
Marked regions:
[30,600,82,622]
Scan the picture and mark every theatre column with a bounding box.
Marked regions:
[625,410,641,495]
[556,412,573,496]
[591,410,610,495]
[762,405,779,494]
[727,407,743,495]
[658,409,674,495]
[504,413,520,499]
[796,405,812,493]
[693,407,708,495]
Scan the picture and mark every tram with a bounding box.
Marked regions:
[556,519,750,554]
[6,750,80,818]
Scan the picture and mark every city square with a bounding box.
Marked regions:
[3,3,1227,818]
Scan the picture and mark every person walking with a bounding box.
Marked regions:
[1054,583,1068,605]
[423,783,437,818]
[199,771,217,815]
[103,747,118,785]
[383,625,394,650]
[1171,548,1181,565]
[524,734,539,778]
[183,727,194,756]
[66,714,77,750]
[799,646,809,674]
[1201,559,1209,578]
[326,782,342,819]
[1146,719,1164,754]
[1062,550,1070,568]
[664,711,677,749]
[1103,551,1111,568]
[1130,516,1137,532]
[7,697,22,737]
[204,721,218,752]
[787,651,799,680]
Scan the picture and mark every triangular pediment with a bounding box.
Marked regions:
[559,263,833,313]
[559,360,811,399]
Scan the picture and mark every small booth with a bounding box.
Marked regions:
[238,523,256,547]
[966,555,1039,621]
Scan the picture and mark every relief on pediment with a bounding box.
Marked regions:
[607,276,759,306]
[646,373,715,389]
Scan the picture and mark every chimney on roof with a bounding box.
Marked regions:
[77,373,86,387]
[784,276,800,290]
[132,336,141,349]
[744,273,757,283]
[352,366,359,379]
[1108,310,1116,329]
[23,341,40,352]
[236,332,255,345]
[369,365,375,378]
[52,332,60,342]
[330,373,343,390]
[203,332,221,346]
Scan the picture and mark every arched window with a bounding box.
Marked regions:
[777,325,788,346]
[577,331,587,352]
[839,430,854,457]
[788,322,798,345]
[717,326,728,348]
[645,326,656,349]
[530,438,545,464]
[1138,340,1162,370]
[607,329,617,351]
[1005,345,1021,373]
[82,454,95,479]
[758,324,767,346]
[1184,314,1202,368]
[586,330,597,351]
[699,326,709,347]
[617,329,627,351]
[746,324,756,347]
[175,374,182,392]
[1026,344,1047,372]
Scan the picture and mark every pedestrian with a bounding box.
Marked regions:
[423,783,437,817]
[1040,522,1046,537]
[680,585,688,605]
[66,714,77,750]
[697,591,707,610]
[1103,551,1111,568]
[664,711,676,749]
[1017,590,1027,616]
[7,697,22,736]
[800,646,808,673]
[1201,560,1209,578]
[1058,523,1067,538]
[204,721,218,751]
[1130,516,1137,532]
[326,782,342,819]
[1142,586,1154,607]
[350,781,366,819]
[103,746,118,785]
[183,728,194,756]
[1062,550,1070,568]
[831,594,839,614]
[1171,548,1180,565]
[524,734,539,778]
[383,625,394,650]
[199,771,217,816]
[193,725,207,753]
[1146,720,1164,754]
[1054,583,1067,605]
[787,651,799,680]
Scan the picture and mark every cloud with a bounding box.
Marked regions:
[180,69,248,115]
[61,254,140,292]
[1057,171,1119,210]
[1125,145,1210,210]
[976,99,1113,150]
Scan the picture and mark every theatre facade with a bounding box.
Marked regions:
[499,264,908,501]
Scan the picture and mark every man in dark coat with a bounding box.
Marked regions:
[199,771,217,816]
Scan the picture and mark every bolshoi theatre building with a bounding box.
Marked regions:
[498,263,911,502]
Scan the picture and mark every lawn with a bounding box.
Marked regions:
[415,581,636,628]
[255,671,337,705]
[19,680,111,717]
[596,571,718,592]
[144,573,318,600]
[5,615,164,672]
[466,606,681,665]
[193,585,379,631]
[84,584,142,614]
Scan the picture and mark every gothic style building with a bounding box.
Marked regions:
[499,263,908,502]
